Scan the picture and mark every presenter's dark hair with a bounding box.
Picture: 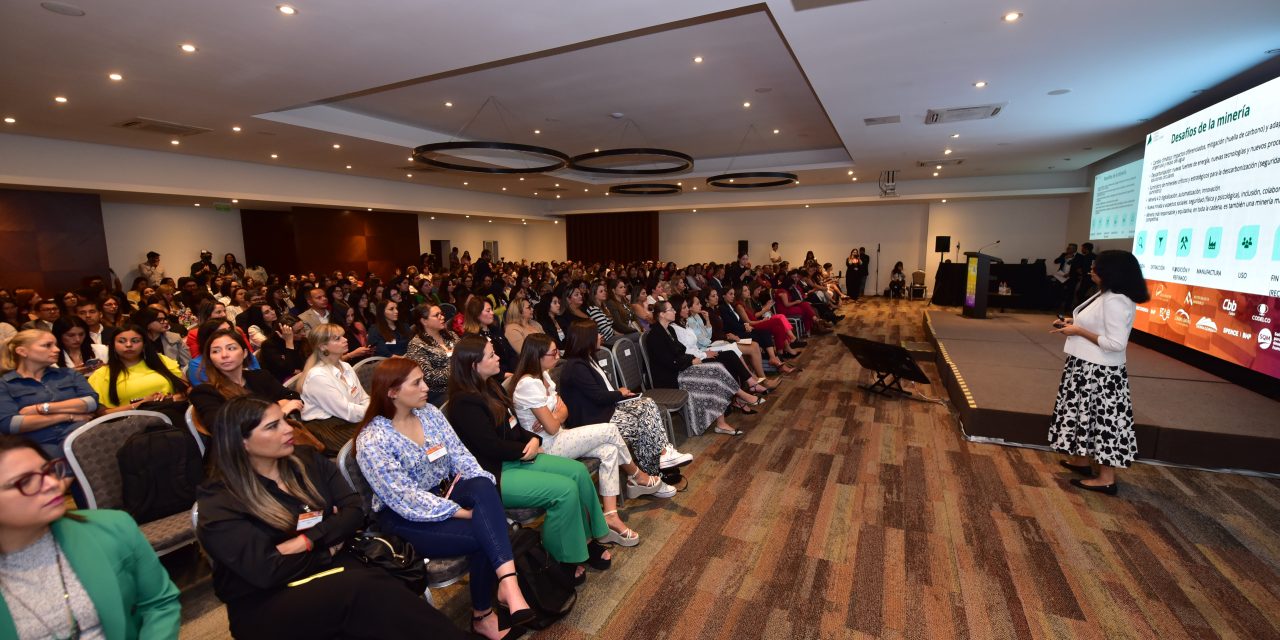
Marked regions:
[1093,250,1149,304]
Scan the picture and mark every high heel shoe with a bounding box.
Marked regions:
[496,573,536,626]
[599,510,641,546]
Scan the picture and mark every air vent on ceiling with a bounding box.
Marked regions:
[863,115,901,126]
[917,158,965,167]
[878,170,899,198]
[924,103,1005,124]
[114,117,211,137]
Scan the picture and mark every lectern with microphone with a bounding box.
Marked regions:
[962,251,999,318]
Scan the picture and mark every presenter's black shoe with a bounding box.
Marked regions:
[1058,460,1095,477]
[1069,478,1118,496]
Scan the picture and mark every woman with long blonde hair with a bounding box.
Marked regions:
[296,323,369,451]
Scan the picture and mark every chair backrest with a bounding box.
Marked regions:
[592,348,618,388]
[439,303,458,322]
[283,372,303,392]
[611,337,644,390]
[63,410,173,510]
[636,331,658,390]
[352,356,387,393]
[911,270,926,285]
[184,405,206,457]
[336,439,374,516]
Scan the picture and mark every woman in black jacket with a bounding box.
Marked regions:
[643,300,761,437]
[196,397,470,640]
[558,320,692,482]
[445,335,616,576]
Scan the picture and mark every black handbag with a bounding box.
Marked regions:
[344,532,428,594]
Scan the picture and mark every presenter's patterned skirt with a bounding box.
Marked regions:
[1048,355,1137,467]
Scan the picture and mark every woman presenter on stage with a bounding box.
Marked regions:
[1047,250,1149,496]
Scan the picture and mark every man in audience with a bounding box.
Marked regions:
[177,277,205,309]
[769,241,782,265]
[75,299,115,346]
[139,251,166,286]
[706,263,724,292]
[190,250,216,280]
[1052,242,1078,312]
[22,300,60,332]
[298,287,330,332]
[475,248,494,282]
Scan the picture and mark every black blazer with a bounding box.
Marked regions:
[196,449,362,604]
[190,369,300,427]
[643,324,693,389]
[560,358,625,427]
[719,303,749,337]
[537,316,565,349]
[446,391,538,485]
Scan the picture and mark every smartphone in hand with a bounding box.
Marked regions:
[1052,313,1066,329]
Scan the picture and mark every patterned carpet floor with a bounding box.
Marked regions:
[179,297,1280,639]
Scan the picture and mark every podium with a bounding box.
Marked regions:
[962,252,998,319]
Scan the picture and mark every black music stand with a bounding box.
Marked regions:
[838,334,932,397]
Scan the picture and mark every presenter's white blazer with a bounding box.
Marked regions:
[1063,291,1136,367]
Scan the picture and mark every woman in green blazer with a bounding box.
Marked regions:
[0,435,181,640]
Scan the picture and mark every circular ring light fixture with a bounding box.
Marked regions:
[608,183,682,195]
[413,141,569,174]
[569,148,693,175]
[706,171,798,189]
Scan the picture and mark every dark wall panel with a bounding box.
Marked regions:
[565,211,658,264]
[242,207,420,280]
[0,188,109,294]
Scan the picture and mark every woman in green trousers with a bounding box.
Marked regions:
[446,335,613,582]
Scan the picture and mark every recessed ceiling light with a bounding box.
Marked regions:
[951,133,960,138]
[847,170,854,175]
[232,126,241,132]
[170,139,180,145]
[463,181,468,186]
[805,204,810,208]
[501,187,507,191]
[523,222,527,225]
[742,102,751,108]
[554,220,559,224]
[270,154,278,158]
[533,129,541,135]
[518,177,525,181]
[180,43,197,53]
[935,165,942,170]
[933,172,939,177]
[556,195,561,199]
[40,2,86,17]
[773,129,780,134]
[851,177,858,181]
[108,72,123,81]
[466,215,470,218]
[345,165,352,169]
[1003,11,1022,22]
[692,187,698,190]
[941,199,947,203]
[728,179,735,183]
[277,4,296,15]
[693,56,703,63]
[692,209,697,213]
[3,117,15,124]
[54,96,68,104]
[534,192,539,196]
[231,199,239,203]
[194,203,200,207]
[430,216,435,220]
[973,81,987,88]
[554,183,560,187]
[367,208,372,211]
[583,188,588,192]
[332,144,341,149]
[944,149,953,155]
[406,173,413,178]
[677,182,682,186]
[488,220,492,223]
[593,148,599,153]
[444,101,453,107]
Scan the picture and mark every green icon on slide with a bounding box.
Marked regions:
[1176,229,1192,257]
[1154,230,1168,256]
[1236,225,1259,260]
[1135,231,1147,255]
[1204,227,1222,259]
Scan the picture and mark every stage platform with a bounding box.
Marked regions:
[924,309,1280,474]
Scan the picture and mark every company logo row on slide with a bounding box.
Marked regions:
[1135,225,1279,260]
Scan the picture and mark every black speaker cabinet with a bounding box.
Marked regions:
[934,235,951,253]
[738,240,749,258]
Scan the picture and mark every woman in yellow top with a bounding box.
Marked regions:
[87,324,189,413]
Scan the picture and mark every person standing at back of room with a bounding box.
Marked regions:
[1048,249,1149,496]
[769,242,782,265]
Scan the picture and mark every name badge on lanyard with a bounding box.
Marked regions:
[297,508,324,531]
[425,444,447,462]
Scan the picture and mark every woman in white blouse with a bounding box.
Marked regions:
[509,334,674,546]
[298,323,369,450]
[1048,250,1149,496]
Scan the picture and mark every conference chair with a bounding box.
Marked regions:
[909,270,928,300]
[184,405,207,457]
[596,345,677,444]
[63,410,197,556]
[336,440,466,607]
[614,336,691,438]
[351,355,387,393]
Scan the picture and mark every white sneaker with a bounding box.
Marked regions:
[659,445,693,469]
[652,482,676,499]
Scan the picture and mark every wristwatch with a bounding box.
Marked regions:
[40,402,50,415]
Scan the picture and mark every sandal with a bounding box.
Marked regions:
[559,563,588,586]
[496,573,536,626]
[713,425,744,436]
[599,511,641,547]
[586,540,612,571]
[473,608,525,639]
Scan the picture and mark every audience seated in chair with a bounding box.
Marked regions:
[0,330,98,457]
[87,324,189,415]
